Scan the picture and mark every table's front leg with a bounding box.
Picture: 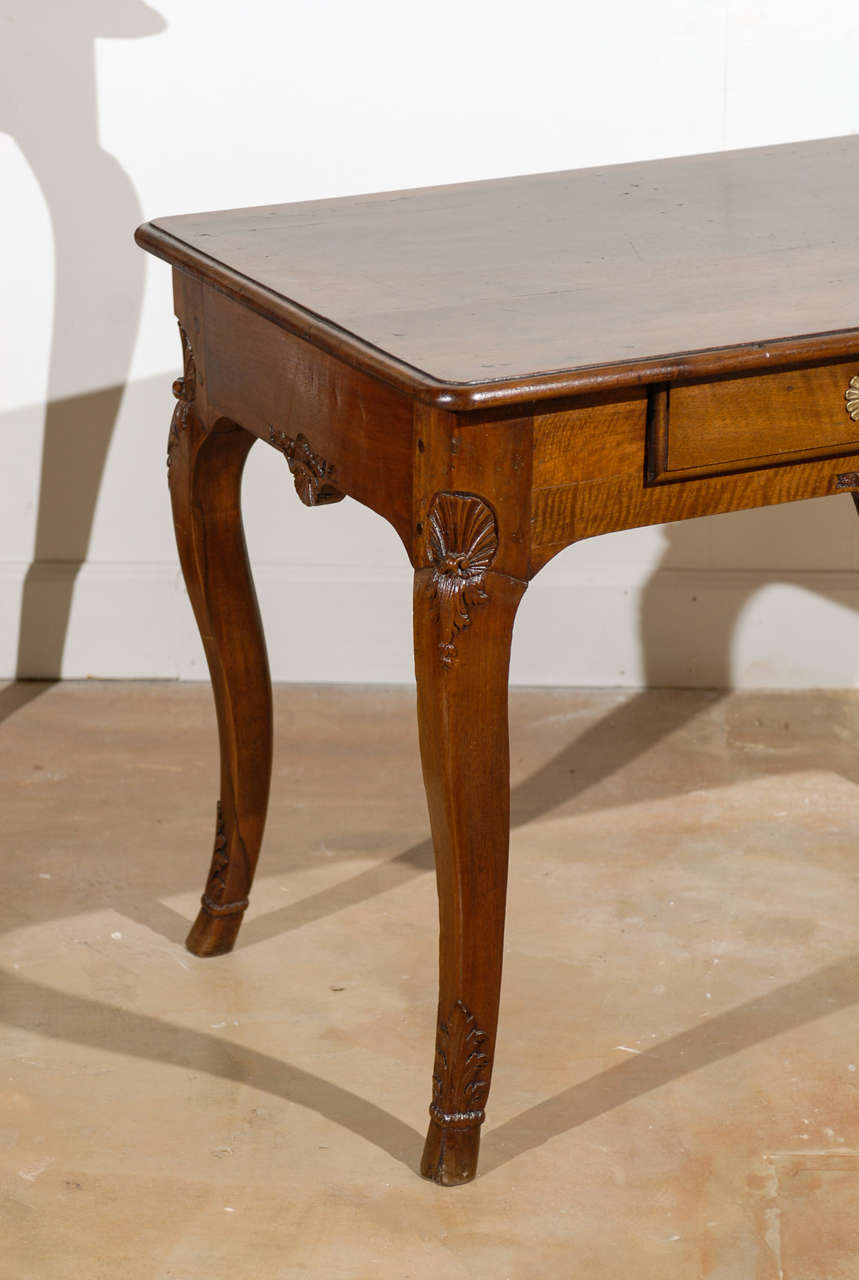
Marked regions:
[414,491,527,1185]
[167,327,273,957]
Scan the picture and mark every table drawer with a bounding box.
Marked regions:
[647,361,859,483]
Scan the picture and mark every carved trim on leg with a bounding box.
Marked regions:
[424,492,498,667]
[429,1000,490,1127]
[199,801,250,918]
[422,1001,494,1184]
[167,324,197,469]
[268,426,344,505]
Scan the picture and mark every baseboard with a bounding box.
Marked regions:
[2,560,859,687]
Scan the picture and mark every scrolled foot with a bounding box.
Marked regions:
[184,800,252,957]
[185,900,246,957]
[420,1118,481,1186]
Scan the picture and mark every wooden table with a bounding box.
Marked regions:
[136,136,859,1186]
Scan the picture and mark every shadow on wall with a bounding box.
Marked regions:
[504,493,859,817]
[637,493,859,689]
[2,0,857,709]
[1,0,166,697]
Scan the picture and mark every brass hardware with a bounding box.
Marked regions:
[846,375,859,422]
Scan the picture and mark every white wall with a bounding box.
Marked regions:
[3,0,859,687]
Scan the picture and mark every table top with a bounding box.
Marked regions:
[138,136,859,409]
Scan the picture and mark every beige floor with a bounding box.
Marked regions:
[2,681,859,1279]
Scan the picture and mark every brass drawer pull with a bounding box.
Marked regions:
[847,374,859,421]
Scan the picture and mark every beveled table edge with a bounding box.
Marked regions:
[136,221,859,413]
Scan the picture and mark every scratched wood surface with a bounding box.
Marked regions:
[137,136,859,407]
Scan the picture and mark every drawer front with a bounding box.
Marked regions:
[647,360,859,483]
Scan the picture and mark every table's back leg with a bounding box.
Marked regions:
[167,351,273,958]
[412,492,527,1184]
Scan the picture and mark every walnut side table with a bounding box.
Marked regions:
[136,136,859,1185]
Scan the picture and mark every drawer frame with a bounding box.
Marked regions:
[646,359,859,486]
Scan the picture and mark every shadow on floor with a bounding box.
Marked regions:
[0,680,55,726]
[4,950,858,1177]
[0,971,420,1171]
[481,950,859,1172]
[4,677,859,955]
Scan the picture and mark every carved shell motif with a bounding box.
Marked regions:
[268,426,344,506]
[167,324,196,468]
[430,1000,490,1128]
[847,375,859,423]
[426,492,498,667]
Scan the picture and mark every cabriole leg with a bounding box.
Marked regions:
[167,329,273,957]
[413,491,526,1185]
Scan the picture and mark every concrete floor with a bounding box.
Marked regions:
[2,681,859,1278]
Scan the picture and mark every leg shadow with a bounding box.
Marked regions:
[0,970,420,1170]
[0,3,165,679]
[238,837,435,948]
[0,680,55,727]
[16,388,133,676]
[481,951,859,1171]
[3,953,856,1179]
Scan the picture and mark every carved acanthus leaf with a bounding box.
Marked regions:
[206,801,229,897]
[430,1000,490,1128]
[426,492,498,667]
[268,426,344,506]
[201,801,248,918]
[167,324,196,467]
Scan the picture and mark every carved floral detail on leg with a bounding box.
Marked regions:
[426,492,498,667]
[430,1000,490,1128]
[200,801,249,918]
[167,324,196,468]
[268,426,344,506]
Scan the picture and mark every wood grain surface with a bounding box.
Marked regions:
[664,361,859,476]
[137,136,859,407]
